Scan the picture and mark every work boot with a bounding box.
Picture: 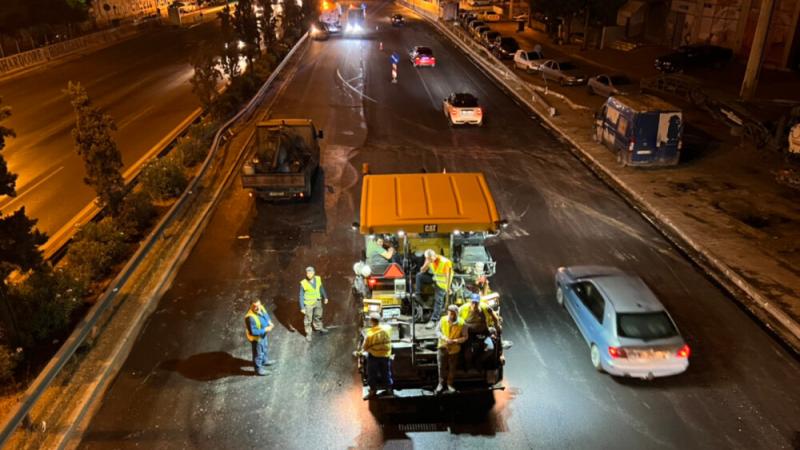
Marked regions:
[305,334,312,343]
[385,388,394,397]
[435,384,444,394]
[318,327,330,334]
[264,360,276,366]
[425,321,435,329]
[446,385,456,394]
[256,368,268,376]
[363,389,377,401]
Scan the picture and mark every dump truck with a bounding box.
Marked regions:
[351,168,511,399]
[241,119,322,200]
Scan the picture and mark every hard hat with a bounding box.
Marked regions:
[424,249,436,258]
[447,305,459,313]
[470,293,480,303]
[305,266,315,273]
[369,312,381,321]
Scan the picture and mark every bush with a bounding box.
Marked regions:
[66,218,129,281]
[175,121,217,168]
[0,345,18,383]
[139,155,188,200]
[118,190,157,238]
[9,267,86,349]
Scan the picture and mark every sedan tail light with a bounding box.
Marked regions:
[475,107,483,116]
[415,57,420,64]
[676,344,691,358]
[608,346,628,359]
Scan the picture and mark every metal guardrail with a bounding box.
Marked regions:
[0,32,309,446]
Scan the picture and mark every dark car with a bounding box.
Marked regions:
[654,44,733,73]
[481,30,501,48]
[492,36,519,59]
[391,14,405,26]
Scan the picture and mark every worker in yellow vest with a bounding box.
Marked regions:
[361,312,394,400]
[244,300,276,375]
[299,266,330,342]
[416,249,453,329]
[459,293,500,370]
[436,305,467,394]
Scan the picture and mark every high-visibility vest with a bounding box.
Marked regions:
[438,316,465,354]
[364,324,392,357]
[245,306,267,342]
[430,257,452,290]
[458,302,494,329]
[300,276,323,306]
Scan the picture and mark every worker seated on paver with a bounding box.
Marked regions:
[459,293,501,371]
[366,235,403,270]
[415,249,453,329]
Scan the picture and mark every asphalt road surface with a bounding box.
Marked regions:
[79,4,800,449]
[0,21,218,236]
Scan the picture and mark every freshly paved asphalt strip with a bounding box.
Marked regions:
[78,5,800,449]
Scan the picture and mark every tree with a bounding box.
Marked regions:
[66,81,126,216]
[190,42,223,110]
[281,0,305,44]
[218,3,241,80]
[234,0,261,65]
[255,0,277,55]
[0,98,47,344]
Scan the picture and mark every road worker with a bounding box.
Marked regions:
[366,235,400,266]
[244,300,276,375]
[361,312,394,400]
[299,266,329,342]
[459,293,500,370]
[415,249,453,329]
[436,305,467,394]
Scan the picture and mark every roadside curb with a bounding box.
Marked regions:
[400,2,800,354]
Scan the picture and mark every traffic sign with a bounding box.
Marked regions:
[390,53,399,64]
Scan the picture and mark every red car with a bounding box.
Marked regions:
[410,46,436,67]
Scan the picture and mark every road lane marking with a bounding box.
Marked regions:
[0,165,65,212]
[336,67,377,103]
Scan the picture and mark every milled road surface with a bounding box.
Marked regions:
[79,4,800,449]
[0,21,218,235]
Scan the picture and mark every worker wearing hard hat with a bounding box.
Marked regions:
[459,293,500,370]
[415,249,453,329]
[361,312,394,400]
[299,266,330,342]
[244,300,276,375]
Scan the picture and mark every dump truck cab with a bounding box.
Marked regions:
[352,169,509,397]
[241,119,322,200]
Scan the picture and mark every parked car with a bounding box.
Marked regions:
[391,14,405,26]
[468,20,486,34]
[513,49,545,72]
[310,21,330,40]
[539,59,587,86]
[587,74,634,97]
[410,46,436,67]
[654,44,733,73]
[512,13,529,22]
[492,36,519,59]
[473,25,490,39]
[594,94,682,166]
[459,12,477,26]
[481,30,501,49]
[555,266,690,379]
[443,92,483,126]
[477,10,501,22]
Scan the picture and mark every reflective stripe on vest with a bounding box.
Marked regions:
[245,307,265,342]
[364,325,392,357]
[458,302,494,328]
[438,316,465,354]
[431,257,452,290]
[300,276,323,306]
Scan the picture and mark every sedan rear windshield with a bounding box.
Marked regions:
[451,94,478,107]
[417,47,433,55]
[617,312,678,341]
[610,75,631,85]
[559,62,577,70]
[526,51,543,59]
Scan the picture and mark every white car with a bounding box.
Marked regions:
[513,49,545,72]
[443,93,483,126]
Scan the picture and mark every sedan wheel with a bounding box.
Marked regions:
[590,344,603,372]
[556,285,565,307]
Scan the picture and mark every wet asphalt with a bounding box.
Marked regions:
[79,3,800,449]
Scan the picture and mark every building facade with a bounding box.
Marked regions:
[90,0,173,23]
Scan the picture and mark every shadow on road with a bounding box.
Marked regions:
[160,352,254,380]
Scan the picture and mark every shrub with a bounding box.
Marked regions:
[66,218,129,281]
[139,155,188,200]
[0,345,18,383]
[176,121,217,168]
[9,267,86,349]
[118,190,157,238]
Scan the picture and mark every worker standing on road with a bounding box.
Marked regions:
[362,313,394,400]
[299,266,330,342]
[436,305,467,394]
[415,249,453,329]
[245,300,276,376]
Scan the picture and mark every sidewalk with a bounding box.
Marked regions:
[421,10,800,350]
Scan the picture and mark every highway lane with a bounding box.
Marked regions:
[0,21,219,236]
[79,4,800,449]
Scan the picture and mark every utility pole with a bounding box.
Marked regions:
[581,0,590,50]
[739,0,776,100]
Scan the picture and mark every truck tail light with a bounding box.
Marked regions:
[628,136,635,152]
